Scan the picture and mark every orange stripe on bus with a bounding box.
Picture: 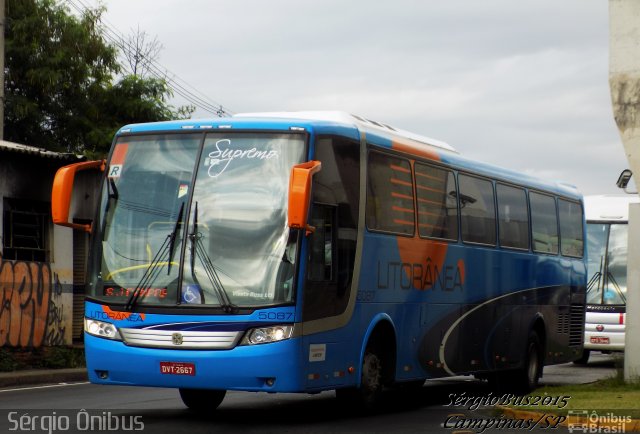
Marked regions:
[392,192,414,201]
[392,206,415,214]
[416,184,446,194]
[392,140,441,162]
[390,164,411,174]
[417,197,441,206]
[415,171,445,183]
[390,177,412,187]
[417,210,442,218]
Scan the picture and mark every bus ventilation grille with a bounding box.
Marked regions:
[569,304,585,348]
[119,328,242,350]
[557,313,570,335]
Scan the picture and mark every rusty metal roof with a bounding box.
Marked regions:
[0,140,84,161]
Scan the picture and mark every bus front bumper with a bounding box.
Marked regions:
[583,329,625,352]
[84,333,304,392]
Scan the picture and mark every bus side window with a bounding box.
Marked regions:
[415,162,459,241]
[558,199,584,258]
[366,150,415,236]
[458,174,496,245]
[496,183,529,250]
[530,192,559,254]
[308,205,335,282]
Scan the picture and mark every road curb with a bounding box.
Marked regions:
[500,406,640,432]
[0,368,87,388]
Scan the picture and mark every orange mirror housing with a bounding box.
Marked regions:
[288,160,322,234]
[51,160,105,232]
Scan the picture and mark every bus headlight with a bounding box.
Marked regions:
[241,325,293,345]
[84,318,121,340]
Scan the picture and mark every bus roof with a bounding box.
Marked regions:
[117,111,457,153]
[584,194,640,222]
[116,111,581,200]
[234,111,458,153]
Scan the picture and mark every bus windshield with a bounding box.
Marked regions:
[89,132,306,309]
[586,222,628,306]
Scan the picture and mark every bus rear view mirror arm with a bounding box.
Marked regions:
[288,160,322,235]
[51,159,106,232]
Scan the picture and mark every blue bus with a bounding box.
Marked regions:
[52,112,586,410]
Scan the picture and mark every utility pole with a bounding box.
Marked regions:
[0,0,5,140]
[609,0,640,382]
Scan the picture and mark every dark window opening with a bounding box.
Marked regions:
[308,205,335,282]
[3,198,51,262]
[303,137,360,321]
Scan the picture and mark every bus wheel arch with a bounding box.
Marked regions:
[361,316,397,388]
[336,315,397,410]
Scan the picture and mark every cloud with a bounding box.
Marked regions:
[94,0,623,195]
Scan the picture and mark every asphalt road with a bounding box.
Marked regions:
[0,353,621,434]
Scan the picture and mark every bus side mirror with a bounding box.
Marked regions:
[288,160,322,235]
[51,160,105,232]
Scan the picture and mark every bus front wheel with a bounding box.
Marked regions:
[336,346,384,411]
[573,349,590,365]
[179,388,226,412]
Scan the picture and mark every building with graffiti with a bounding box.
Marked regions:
[0,141,98,348]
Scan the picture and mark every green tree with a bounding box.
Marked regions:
[4,0,192,157]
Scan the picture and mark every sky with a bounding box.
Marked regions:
[86,0,627,196]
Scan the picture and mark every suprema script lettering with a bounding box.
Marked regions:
[207,139,279,177]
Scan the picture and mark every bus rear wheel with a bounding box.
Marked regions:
[512,331,543,394]
[179,388,226,412]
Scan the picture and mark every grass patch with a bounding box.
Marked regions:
[0,348,21,371]
[0,347,85,372]
[506,367,640,419]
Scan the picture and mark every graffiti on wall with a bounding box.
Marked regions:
[0,253,69,348]
[45,274,67,346]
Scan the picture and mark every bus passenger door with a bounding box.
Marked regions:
[304,204,338,318]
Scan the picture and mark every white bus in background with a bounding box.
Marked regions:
[577,194,639,364]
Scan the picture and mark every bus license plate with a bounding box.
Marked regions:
[160,361,196,376]
[590,336,610,344]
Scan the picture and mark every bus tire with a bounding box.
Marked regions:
[512,330,543,394]
[336,344,385,411]
[179,388,226,412]
[573,349,590,365]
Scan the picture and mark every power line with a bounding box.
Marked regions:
[72,0,232,116]
[65,0,233,117]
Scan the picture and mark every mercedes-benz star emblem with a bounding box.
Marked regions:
[172,332,184,345]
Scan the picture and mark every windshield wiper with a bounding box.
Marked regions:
[188,202,237,313]
[189,202,199,275]
[125,202,184,311]
[100,178,120,237]
[108,178,119,200]
[167,203,185,275]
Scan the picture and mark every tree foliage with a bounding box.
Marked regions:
[4,0,193,157]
